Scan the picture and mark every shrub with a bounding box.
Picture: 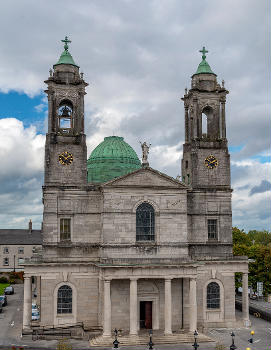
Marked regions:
[57,339,72,350]
[215,343,226,350]
[0,277,8,283]
[9,279,15,284]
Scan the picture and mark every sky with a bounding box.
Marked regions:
[0,0,270,232]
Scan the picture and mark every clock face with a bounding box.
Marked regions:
[59,151,73,165]
[204,155,218,169]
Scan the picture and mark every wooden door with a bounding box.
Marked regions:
[145,301,152,329]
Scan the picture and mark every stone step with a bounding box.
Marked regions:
[89,332,214,347]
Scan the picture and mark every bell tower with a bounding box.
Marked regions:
[44,37,88,186]
[181,47,230,189]
[181,47,232,257]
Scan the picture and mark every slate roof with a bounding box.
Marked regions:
[0,229,42,245]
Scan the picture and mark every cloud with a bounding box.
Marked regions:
[250,180,271,196]
[0,118,44,229]
[0,0,269,230]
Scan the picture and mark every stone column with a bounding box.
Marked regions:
[221,101,226,138]
[242,273,251,327]
[23,276,32,329]
[189,278,197,332]
[130,278,138,335]
[103,279,111,336]
[185,107,189,142]
[164,278,172,334]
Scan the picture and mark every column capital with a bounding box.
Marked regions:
[24,275,32,280]
[130,277,138,281]
[104,278,111,283]
[164,277,173,281]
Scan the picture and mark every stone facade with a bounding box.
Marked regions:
[23,45,250,336]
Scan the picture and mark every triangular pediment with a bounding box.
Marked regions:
[102,167,187,189]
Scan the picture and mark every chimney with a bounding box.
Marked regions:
[28,219,32,233]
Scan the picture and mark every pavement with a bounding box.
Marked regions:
[0,284,270,349]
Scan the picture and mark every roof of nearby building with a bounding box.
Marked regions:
[0,229,42,245]
[87,136,141,183]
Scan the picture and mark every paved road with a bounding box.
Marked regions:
[0,285,270,349]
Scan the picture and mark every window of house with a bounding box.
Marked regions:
[18,247,24,254]
[18,258,25,265]
[3,247,9,254]
[208,219,217,240]
[57,285,72,314]
[207,282,220,309]
[136,202,155,241]
[3,257,9,266]
[60,218,71,241]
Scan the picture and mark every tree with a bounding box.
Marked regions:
[232,228,271,295]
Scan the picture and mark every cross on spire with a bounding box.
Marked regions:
[61,36,71,52]
[199,46,208,60]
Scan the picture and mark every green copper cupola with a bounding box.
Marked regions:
[54,36,79,68]
[193,46,216,76]
[87,136,141,183]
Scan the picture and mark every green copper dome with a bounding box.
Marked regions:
[87,136,141,183]
[54,36,79,68]
[194,46,216,76]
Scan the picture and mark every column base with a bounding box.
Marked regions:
[243,319,251,327]
[164,330,172,335]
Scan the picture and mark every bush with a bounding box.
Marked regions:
[9,279,15,284]
[215,343,226,350]
[57,339,72,350]
[0,277,8,283]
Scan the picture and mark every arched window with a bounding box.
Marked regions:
[207,282,220,309]
[57,285,72,314]
[58,100,73,133]
[136,203,155,241]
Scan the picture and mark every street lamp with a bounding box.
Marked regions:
[230,331,237,350]
[113,328,119,349]
[148,329,154,350]
[192,330,199,350]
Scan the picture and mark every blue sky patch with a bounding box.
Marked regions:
[0,91,47,133]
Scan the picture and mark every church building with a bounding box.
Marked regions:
[22,39,250,339]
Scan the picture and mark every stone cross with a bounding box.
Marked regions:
[61,36,71,51]
[140,141,151,167]
[199,46,208,60]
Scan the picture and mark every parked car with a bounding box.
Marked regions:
[32,303,38,310]
[0,295,7,307]
[32,310,40,321]
[0,303,2,313]
[4,286,14,295]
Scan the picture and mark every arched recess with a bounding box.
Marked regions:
[53,281,77,326]
[58,99,73,132]
[203,279,224,322]
[201,106,216,138]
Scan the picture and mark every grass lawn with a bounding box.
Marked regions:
[0,283,10,295]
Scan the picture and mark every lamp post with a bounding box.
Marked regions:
[192,330,199,350]
[248,330,254,344]
[113,328,119,349]
[148,329,154,350]
[230,331,237,350]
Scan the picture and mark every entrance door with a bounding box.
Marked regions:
[140,301,152,329]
